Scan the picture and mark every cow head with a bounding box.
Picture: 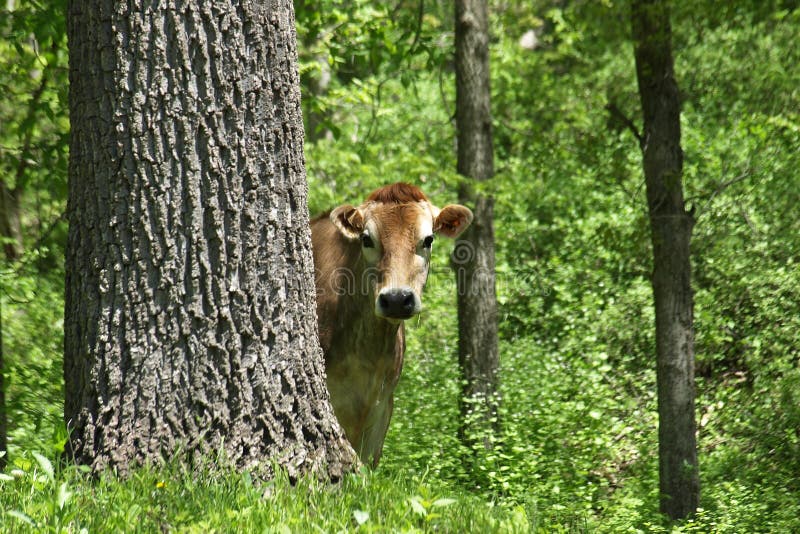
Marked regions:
[329,183,473,320]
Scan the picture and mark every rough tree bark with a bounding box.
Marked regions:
[631,0,699,519]
[64,0,357,479]
[454,0,500,447]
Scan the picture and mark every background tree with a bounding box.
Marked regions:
[64,0,356,477]
[1,299,6,471]
[453,0,500,448]
[0,1,68,263]
[0,0,69,473]
[630,0,699,519]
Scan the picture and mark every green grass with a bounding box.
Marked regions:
[0,453,533,533]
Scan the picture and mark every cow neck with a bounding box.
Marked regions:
[338,244,402,358]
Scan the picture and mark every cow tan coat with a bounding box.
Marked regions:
[310,183,472,466]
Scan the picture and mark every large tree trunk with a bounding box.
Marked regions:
[64,0,357,479]
[631,0,699,519]
[454,0,500,447]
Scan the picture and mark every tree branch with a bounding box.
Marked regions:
[688,166,752,220]
[605,101,644,148]
[407,0,425,57]
[15,54,52,193]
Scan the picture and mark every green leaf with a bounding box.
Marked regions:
[6,510,37,526]
[31,452,54,482]
[409,496,427,516]
[353,509,369,525]
[125,504,142,524]
[57,482,73,510]
[432,498,457,508]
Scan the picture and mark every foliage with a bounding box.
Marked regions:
[0,0,69,261]
[0,454,531,532]
[2,267,64,458]
[1,0,799,532]
[1,0,68,464]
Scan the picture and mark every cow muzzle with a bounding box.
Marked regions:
[375,287,421,320]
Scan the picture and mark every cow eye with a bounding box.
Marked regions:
[422,235,434,249]
[361,233,375,248]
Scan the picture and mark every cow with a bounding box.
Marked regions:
[310,183,473,466]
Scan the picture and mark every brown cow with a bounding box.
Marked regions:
[310,183,473,466]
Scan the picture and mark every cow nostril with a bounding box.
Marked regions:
[377,289,418,318]
[402,292,415,311]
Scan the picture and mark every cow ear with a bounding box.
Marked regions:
[434,204,473,238]
[330,204,365,239]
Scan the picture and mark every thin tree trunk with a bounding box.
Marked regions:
[631,0,699,519]
[0,182,22,262]
[0,295,6,471]
[454,0,500,448]
[64,0,357,479]
[0,66,50,262]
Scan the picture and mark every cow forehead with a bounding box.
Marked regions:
[364,202,434,240]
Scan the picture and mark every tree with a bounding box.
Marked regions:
[64,0,357,479]
[631,0,699,519]
[0,297,6,471]
[0,1,69,264]
[453,0,500,447]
